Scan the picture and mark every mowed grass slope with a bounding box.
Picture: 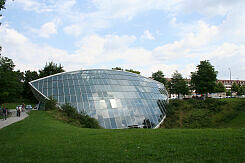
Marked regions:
[0,111,244,162]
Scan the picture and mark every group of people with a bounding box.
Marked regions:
[0,104,26,120]
[0,106,8,120]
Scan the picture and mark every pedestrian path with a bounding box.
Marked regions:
[0,111,29,129]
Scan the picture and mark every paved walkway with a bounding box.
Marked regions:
[0,110,29,129]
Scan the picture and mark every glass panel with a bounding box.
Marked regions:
[58,96,64,103]
[53,88,58,96]
[31,69,168,129]
[48,88,52,97]
[104,118,112,129]
[110,118,117,129]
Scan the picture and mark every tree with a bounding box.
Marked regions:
[23,70,39,102]
[39,61,65,78]
[171,71,189,99]
[166,80,174,97]
[191,60,217,98]
[231,82,239,93]
[0,0,6,10]
[232,83,244,96]
[0,0,6,19]
[0,55,23,103]
[242,85,245,95]
[125,69,140,74]
[214,82,226,93]
[152,70,167,85]
[237,85,244,96]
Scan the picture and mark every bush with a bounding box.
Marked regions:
[45,97,58,110]
[61,103,101,129]
[61,103,78,119]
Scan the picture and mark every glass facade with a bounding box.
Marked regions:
[30,69,168,129]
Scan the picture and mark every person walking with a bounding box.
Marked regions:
[16,106,20,117]
[2,107,7,120]
[0,105,3,120]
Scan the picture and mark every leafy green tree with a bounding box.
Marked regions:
[171,71,189,99]
[232,83,245,96]
[166,80,174,97]
[0,0,6,10]
[0,0,6,18]
[23,70,39,102]
[226,91,231,96]
[0,56,23,103]
[231,82,239,93]
[191,60,217,97]
[125,69,140,74]
[152,70,167,85]
[39,61,65,78]
[237,85,244,96]
[242,85,245,95]
[214,82,226,93]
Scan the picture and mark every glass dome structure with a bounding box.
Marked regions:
[29,69,168,129]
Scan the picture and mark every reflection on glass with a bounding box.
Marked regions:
[30,69,168,129]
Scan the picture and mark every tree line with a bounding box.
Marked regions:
[151,61,245,99]
[0,54,65,103]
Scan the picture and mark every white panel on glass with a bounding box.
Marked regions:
[110,99,117,108]
[99,100,107,109]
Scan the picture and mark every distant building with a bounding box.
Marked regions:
[217,80,245,91]
[163,78,245,98]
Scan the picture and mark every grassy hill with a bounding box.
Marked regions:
[161,98,245,129]
[0,111,244,162]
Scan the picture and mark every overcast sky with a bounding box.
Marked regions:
[1,0,245,79]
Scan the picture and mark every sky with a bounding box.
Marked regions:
[0,0,245,80]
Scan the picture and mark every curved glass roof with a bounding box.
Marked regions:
[30,69,168,129]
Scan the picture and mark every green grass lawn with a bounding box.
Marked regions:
[0,111,244,162]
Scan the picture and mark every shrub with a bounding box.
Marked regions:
[45,97,58,110]
[61,103,78,119]
[61,103,101,129]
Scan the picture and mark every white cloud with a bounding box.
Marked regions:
[63,24,83,37]
[0,25,68,71]
[152,21,218,61]
[13,0,76,13]
[141,30,155,40]
[1,22,245,79]
[29,19,60,38]
[39,22,57,38]
[174,0,245,16]
[14,0,53,13]
[0,26,144,72]
[3,0,245,80]
[148,64,179,78]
